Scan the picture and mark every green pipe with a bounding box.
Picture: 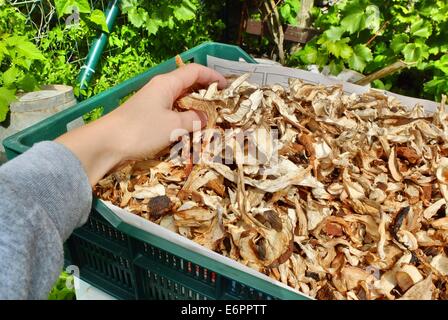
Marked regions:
[77,0,121,98]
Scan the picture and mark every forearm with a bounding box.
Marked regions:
[55,112,125,186]
[0,142,92,299]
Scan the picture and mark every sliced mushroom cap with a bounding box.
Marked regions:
[96,73,448,300]
[436,157,448,184]
[395,264,423,291]
[430,254,448,276]
[398,275,435,300]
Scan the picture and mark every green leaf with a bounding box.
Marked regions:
[280,4,291,22]
[348,44,373,72]
[287,0,300,13]
[315,49,329,66]
[173,0,197,21]
[410,19,432,39]
[0,41,7,64]
[88,9,108,32]
[280,0,300,25]
[341,11,365,34]
[16,74,39,92]
[146,16,163,35]
[54,0,91,18]
[4,35,25,47]
[0,87,16,122]
[402,42,428,62]
[16,41,45,60]
[127,7,147,28]
[324,26,345,41]
[54,0,67,17]
[365,5,380,32]
[372,79,392,91]
[2,67,20,88]
[326,39,353,59]
[372,79,385,90]
[434,54,448,74]
[424,76,448,100]
[6,37,45,60]
[297,45,317,64]
[390,34,409,53]
[12,56,33,70]
[329,59,344,75]
[429,46,440,55]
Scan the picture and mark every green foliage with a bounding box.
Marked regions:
[279,0,301,25]
[0,0,224,123]
[290,0,448,101]
[0,5,43,121]
[48,272,76,300]
[120,0,224,62]
[83,106,104,123]
[54,0,108,32]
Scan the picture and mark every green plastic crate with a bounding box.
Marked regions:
[3,42,308,300]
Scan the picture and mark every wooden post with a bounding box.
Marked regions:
[290,0,314,54]
[297,0,314,28]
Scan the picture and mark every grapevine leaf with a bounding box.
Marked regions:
[324,26,345,41]
[365,5,380,32]
[402,43,420,62]
[146,16,163,35]
[288,0,300,13]
[0,41,7,64]
[341,11,365,34]
[428,46,440,55]
[402,42,429,62]
[128,7,147,28]
[326,39,353,59]
[279,4,292,24]
[166,16,175,29]
[88,9,108,32]
[410,19,432,39]
[297,45,317,64]
[315,49,329,66]
[372,79,385,90]
[348,44,373,72]
[391,34,409,53]
[0,87,16,122]
[8,37,45,61]
[16,73,39,92]
[424,76,448,101]
[55,0,91,18]
[434,54,448,74]
[2,66,20,88]
[70,0,91,14]
[329,59,344,75]
[372,79,392,90]
[54,0,67,17]
[173,0,197,21]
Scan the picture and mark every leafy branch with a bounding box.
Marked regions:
[290,0,448,101]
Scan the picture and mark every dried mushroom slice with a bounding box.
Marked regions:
[95,74,448,300]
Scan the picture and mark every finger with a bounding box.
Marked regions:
[167,63,227,99]
[177,110,207,132]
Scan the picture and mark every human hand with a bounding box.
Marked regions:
[56,63,227,185]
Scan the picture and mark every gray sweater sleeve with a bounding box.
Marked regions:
[0,141,92,299]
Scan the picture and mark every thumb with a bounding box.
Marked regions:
[177,110,207,132]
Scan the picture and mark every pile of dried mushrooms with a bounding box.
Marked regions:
[95,74,448,300]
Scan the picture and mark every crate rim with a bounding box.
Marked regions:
[95,200,309,300]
